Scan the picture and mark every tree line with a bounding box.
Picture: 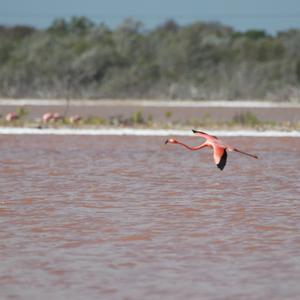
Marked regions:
[0,17,300,101]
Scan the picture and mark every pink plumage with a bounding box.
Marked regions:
[6,112,18,122]
[165,129,258,170]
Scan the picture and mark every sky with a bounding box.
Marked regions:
[0,0,300,34]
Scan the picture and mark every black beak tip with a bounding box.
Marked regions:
[192,129,197,133]
[165,140,169,144]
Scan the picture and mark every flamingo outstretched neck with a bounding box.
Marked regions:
[165,129,258,170]
[165,139,207,151]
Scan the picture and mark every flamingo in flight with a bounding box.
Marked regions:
[165,130,258,170]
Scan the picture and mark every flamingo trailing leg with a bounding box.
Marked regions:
[165,130,258,170]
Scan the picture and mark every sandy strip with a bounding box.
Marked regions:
[1,99,300,108]
[0,127,299,137]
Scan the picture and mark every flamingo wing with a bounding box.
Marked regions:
[213,144,227,170]
[192,129,218,142]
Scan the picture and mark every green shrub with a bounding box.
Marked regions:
[232,111,260,125]
[16,107,29,118]
[84,116,106,125]
[165,111,173,118]
[131,111,145,124]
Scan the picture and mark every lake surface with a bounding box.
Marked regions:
[1,135,300,300]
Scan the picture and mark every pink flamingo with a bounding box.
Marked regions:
[6,112,18,122]
[165,129,258,170]
[52,112,62,121]
[42,112,53,123]
[42,112,62,123]
[69,115,82,124]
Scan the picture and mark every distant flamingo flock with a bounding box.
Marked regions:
[4,111,82,125]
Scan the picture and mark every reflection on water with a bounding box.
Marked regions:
[1,135,300,300]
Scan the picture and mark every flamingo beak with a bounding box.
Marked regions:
[165,139,169,144]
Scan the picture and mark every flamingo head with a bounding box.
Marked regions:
[165,138,177,144]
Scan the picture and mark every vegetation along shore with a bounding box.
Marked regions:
[1,17,300,101]
[1,103,299,131]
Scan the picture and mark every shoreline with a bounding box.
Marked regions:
[1,99,299,130]
[1,99,300,108]
[0,127,299,137]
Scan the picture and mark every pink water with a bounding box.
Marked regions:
[1,135,300,300]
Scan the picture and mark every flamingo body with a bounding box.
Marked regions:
[69,115,82,124]
[6,112,18,122]
[165,129,258,170]
[213,145,227,170]
[42,112,53,123]
[42,112,62,123]
[53,112,62,121]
